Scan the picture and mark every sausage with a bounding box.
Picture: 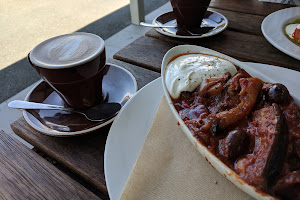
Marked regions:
[212,78,263,131]
[273,171,300,200]
[179,104,209,121]
[199,73,231,97]
[235,104,288,191]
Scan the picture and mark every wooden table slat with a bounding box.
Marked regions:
[114,37,175,73]
[0,130,100,200]
[210,8,264,36]
[146,29,300,70]
[114,32,300,72]
[210,0,293,16]
[11,117,109,193]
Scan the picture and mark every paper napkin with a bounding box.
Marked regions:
[119,96,254,200]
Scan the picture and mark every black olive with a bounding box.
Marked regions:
[219,129,249,160]
[267,84,290,104]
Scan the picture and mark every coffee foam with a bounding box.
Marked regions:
[30,32,104,69]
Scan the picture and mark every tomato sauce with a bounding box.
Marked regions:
[172,68,300,199]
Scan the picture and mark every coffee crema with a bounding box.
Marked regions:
[29,32,105,69]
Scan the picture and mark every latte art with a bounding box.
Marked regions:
[28,32,106,108]
[30,32,104,69]
[48,37,87,62]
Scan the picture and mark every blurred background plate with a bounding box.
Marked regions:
[261,7,300,60]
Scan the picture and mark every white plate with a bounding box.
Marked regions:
[104,63,300,200]
[104,78,163,200]
[161,45,300,199]
[261,7,300,60]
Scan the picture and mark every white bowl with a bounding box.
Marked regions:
[161,45,278,200]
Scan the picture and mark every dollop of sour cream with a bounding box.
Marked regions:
[285,24,300,40]
[165,54,238,99]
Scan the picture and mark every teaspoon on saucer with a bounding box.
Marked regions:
[140,22,214,36]
[140,22,177,28]
[8,100,121,122]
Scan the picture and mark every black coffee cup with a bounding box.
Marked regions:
[28,32,106,108]
[170,0,212,29]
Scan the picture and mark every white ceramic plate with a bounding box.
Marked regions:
[104,62,300,200]
[161,45,300,200]
[104,78,163,200]
[261,7,300,60]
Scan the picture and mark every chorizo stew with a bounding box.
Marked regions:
[173,67,300,200]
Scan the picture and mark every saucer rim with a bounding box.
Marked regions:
[23,63,138,137]
[152,9,228,39]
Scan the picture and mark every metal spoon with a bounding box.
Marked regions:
[140,22,215,36]
[140,22,177,28]
[8,100,121,122]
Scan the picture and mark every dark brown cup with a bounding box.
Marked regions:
[28,32,106,109]
[170,0,212,29]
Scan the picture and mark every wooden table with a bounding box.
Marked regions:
[9,0,299,199]
[114,0,299,72]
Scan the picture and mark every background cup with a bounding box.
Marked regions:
[28,32,106,109]
[170,0,212,29]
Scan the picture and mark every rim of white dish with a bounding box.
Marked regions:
[23,63,137,137]
[261,7,300,61]
[161,45,278,200]
[152,10,228,39]
[104,60,300,200]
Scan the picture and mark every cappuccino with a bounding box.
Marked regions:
[30,32,104,68]
[29,32,106,108]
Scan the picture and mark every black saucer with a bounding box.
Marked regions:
[153,10,228,39]
[23,63,137,137]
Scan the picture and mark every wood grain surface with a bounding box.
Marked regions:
[210,0,293,16]
[146,30,300,71]
[114,37,175,73]
[10,59,160,195]
[11,118,110,194]
[114,0,298,72]
[209,8,264,35]
[0,130,100,200]
[114,32,300,72]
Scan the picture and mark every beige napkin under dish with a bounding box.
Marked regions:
[119,96,254,200]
